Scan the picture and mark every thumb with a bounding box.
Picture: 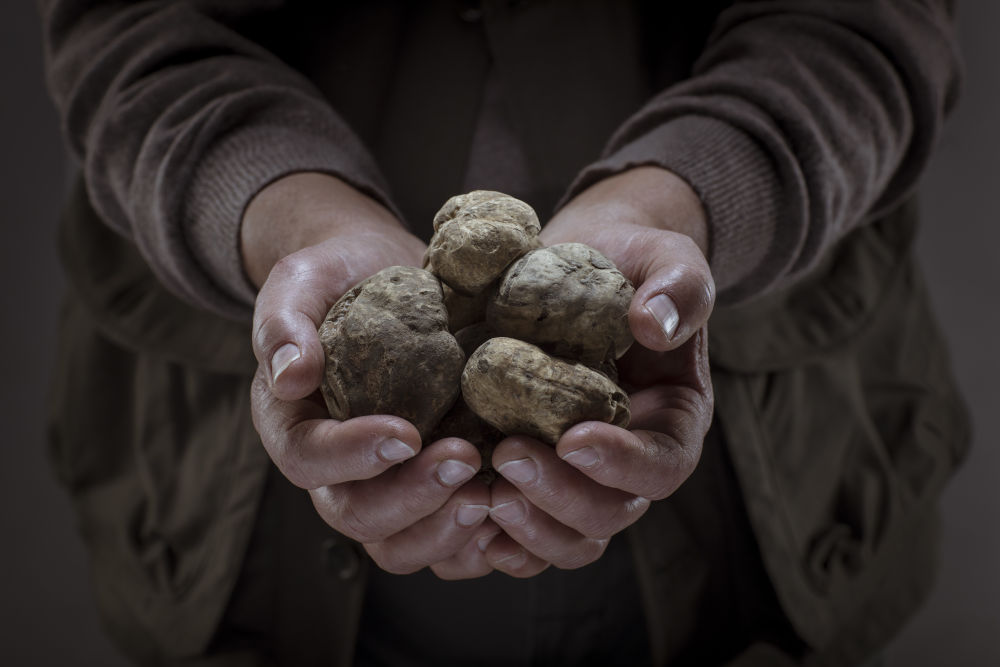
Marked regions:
[625,228,715,352]
[252,245,362,402]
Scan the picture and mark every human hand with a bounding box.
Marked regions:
[480,166,716,576]
[244,173,493,576]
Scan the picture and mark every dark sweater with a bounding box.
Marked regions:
[39,0,960,319]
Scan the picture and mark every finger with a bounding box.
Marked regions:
[308,438,482,543]
[364,478,491,574]
[617,325,713,394]
[430,519,503,580]
[251,245,363,401]
[482,529,551,578]
[492,437,650,541]
[487,478,610,571]
[626,334,713,443]
[556,420,702,501]
[558,333,711,500]
[430,519,502,580]
[622,227,715,352]
[250,368,422,489]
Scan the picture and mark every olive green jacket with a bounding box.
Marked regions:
[43,2,968,664]
[50,179,968,666]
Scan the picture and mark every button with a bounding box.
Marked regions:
[323,537,361,581]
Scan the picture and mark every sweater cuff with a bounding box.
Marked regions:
[565,115,793,303]
[185,123,399,317]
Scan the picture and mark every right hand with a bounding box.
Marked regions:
[478,166,716,578]
[244,173,495,577]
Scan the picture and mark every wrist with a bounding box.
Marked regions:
[549,166,709,257]
[240,172,409,288]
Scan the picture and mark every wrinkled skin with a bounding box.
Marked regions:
[245,168,715,581]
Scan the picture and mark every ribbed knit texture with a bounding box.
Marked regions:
[42,0,398,321]
[185,123,399,318]
[566,115,787,300]
[40,0,961,314]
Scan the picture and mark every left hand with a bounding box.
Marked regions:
[243,173,495,578]
[476,166,717,576]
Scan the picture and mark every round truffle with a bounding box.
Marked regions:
[487,243,635,363]
[319,266,465,440]
[425,191,542,295]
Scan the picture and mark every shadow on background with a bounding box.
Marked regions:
[885,3,1000,664]
[1,3,996,665]
[0,5,127,666]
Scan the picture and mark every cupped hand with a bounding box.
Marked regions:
[483,166,716,576]
[244,172,494,577]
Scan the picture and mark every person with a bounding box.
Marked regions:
[40,1,970,665]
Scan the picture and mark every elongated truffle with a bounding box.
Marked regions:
[461,337,630,445]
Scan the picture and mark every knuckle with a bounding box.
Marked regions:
[678,233,707,265]
[273,426,325,490]
[250,367,269,401]
[278,450,320,490]
[672,250,715,313]
[552,539,606,570]
[632,438,685,501]
[398,481,444,517]
[651,445,701,501]
[336,500,393,543]
[643,480,676,502]
[431,562,468,581]
[369,547,422,575]
[636,471,675,501]
[384,561,422,576]
[575,510,620,541]
[689,273,716,317]
[271,248,355,304]
[249,370,272,430]
[269,251,311,283]
[531,483,577,518]
[600,496,651,535]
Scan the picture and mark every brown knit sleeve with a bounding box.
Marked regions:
[565,0,961,303]
[39,0,399,320]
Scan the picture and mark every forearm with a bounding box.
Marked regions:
[241,172,422,289]
[40,0,397,319]
[566,0,961,303]
[545,167,709,258]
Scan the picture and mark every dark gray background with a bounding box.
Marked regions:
[2,3,996,665]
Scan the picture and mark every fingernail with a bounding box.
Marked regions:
[456,504,490,528]
[377,438,415,463]
[490,499,527,525]
[561,446,600,469]
[496,458,537,484]
[495,549,527,568]
[645,293,679,341]
[436,460,478,487]
[271,343,301,383]
[477,531,501,552]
